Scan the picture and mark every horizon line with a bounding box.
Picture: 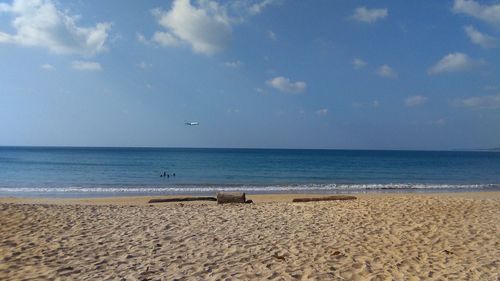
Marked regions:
[0,145,498,152]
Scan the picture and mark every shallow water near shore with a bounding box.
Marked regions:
[1,146,499,197]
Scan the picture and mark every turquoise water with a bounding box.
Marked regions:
[0,147,499,197]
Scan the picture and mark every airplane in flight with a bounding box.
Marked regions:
[185,122,199,126]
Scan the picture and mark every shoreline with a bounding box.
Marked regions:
[1,190,499,205]
[1,183,498,200]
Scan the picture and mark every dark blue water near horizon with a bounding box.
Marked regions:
[0,146,499,197]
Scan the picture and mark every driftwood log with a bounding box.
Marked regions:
[148,197,216,203]
[217,192,246,204]
[292,195,357,202]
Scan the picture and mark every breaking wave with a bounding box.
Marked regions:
[1,183,499,196]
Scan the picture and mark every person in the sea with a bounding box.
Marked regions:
[173,173,176,177]
[163,171,166,177]
[167,174,170,178]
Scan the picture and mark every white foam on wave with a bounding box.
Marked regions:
[0,183,498,194]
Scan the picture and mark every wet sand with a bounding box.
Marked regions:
[1,192,499,280]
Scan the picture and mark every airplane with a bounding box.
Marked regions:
[185,122,199,126]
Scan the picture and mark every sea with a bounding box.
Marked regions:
[0,146,499,197]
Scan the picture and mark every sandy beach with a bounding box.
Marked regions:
[1,192,499,280]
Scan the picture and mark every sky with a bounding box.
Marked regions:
[0,0,499,150]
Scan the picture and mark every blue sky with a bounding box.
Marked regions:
[0,0,499,150]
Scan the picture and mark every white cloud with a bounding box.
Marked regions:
[464,26,496,48]
[376,65,397,78]
[40,63,55,70]
[316,108,328,116]
[71,60,102,71]
[454,94,500,108]
[452,0,500,27]
[353,100,380,108]
[136,33,149,44]
[227,108,240,114]
[267,30,277,41]
[147,0,279,55]
[255,87,265,94]
[138,61,153,69]
[428,52,482,75]
[249,0,280,15]
[149,0,232,55]
[352,7,388,23]
[152,31,181,47]
[405,95,428,107]
[0,0,111,56]
[224,60,242,68]
[267,76,307,94]
[352,58,367,69]
[431,119,446,126]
